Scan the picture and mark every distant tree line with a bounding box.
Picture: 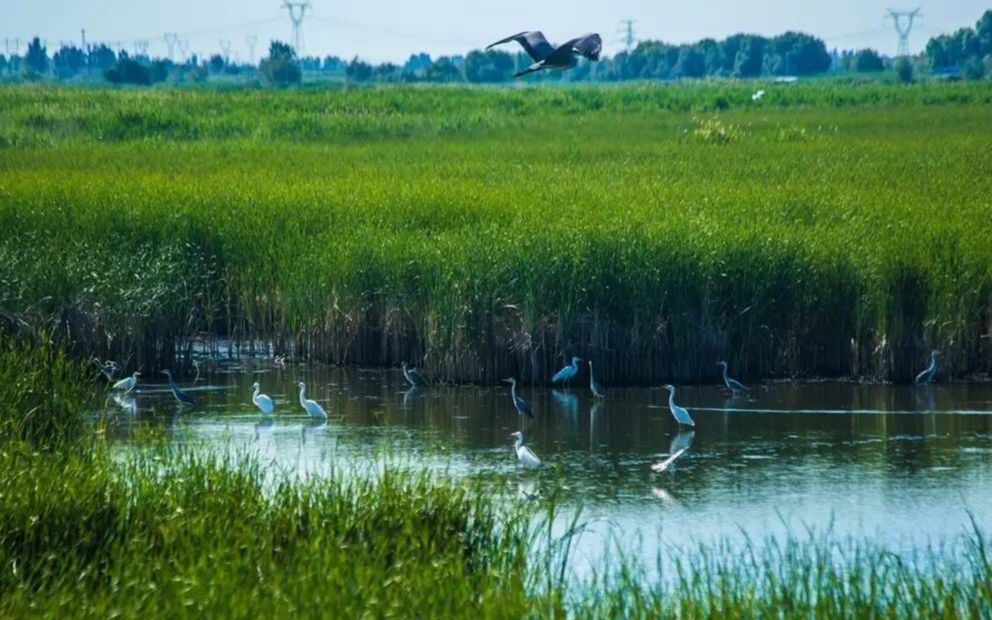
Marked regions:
[2,11,990,86]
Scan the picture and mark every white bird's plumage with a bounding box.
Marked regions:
[252,382,275,415]
[112,371,140,394]
[664,385,696,427]
[511,431,541,468]
[298,382,327,418]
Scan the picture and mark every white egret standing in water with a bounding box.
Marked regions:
[251,382,275,415]
[914,350,940,387]
[588,361,606,398]
[510,431,541,469]
[551,356,581,387]
[663,385,695,428]
[717,361,749,394]
[297,382,328,419]
[112,371,140,394]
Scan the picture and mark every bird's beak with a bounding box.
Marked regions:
[501,379,511,384]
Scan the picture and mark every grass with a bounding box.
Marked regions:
[0,337,990,617]
[1,82,991,384]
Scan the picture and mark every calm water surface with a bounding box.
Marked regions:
[102,360,992,569]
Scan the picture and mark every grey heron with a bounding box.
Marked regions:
[297,382,328,419]
[717,361,749,394]
[588,361,605,398]
[510,431,541,468]
[401,361,427,388]
[502,378,533,418]
[663,385,695,428]
[552,356,581,386]
[486,31,602,78]
[160,369,196,407]
[251,382,275,415]
[111,371,140,395]
[914,350,940,387]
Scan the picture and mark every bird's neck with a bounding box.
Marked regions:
[299,387,306,404]
[514,437,523,450]
[510,383,517,399]
[722,365,730,383]
[668,390,676,407]
[253,385,260,399]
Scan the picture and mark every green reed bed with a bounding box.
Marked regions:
[1,84,991,384]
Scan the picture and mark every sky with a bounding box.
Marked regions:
[2,1,988,64]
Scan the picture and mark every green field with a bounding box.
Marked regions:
[2,83,991,384]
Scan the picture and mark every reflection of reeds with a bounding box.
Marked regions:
[3,85,992,383]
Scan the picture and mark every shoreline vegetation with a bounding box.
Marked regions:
[1,337,991,617]
[2,82,992,385]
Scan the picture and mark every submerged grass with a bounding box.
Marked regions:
[1,83,992,384]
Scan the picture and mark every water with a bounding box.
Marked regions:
[103,361,992,572]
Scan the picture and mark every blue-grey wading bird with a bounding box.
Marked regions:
[552,356,582,386]
[914,350,940,387]
[251,382,274,415]
[401,361,427,388]
[510,431,541,468]
[663,384,695,428]
[297,382,328,419]
[112,371,140,395]
[92,358,120,382]
[160,369,196,407]
[486,31,602,78]
[502,378,534,418]
[717,361,749,394]
[588,361,605,398]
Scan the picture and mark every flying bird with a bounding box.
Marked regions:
[914,350,940,387]
[717,361,749,394]
[486,31,602,78]
[510,431,541,469]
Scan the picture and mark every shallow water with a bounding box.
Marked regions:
[102,361,992,571]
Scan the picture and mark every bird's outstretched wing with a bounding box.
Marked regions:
[513,61,545,78]
[566,33,602,60]
[487,31,554,61]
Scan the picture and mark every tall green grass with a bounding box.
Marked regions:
[1,84,991,383]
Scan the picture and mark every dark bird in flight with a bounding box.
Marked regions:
[486,31,602,77]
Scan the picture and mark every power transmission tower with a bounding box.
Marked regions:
[81,29,87,50]
[617,19,637,54]
[219,40,232,63]
[134,40,149,57]
[246,34,258,65]
[283,1,310,54]
[177,38,189,62]
[164,33,179,60]
[887,8,921,57]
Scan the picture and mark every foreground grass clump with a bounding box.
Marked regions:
[2,83,992,383]
[0,443,990,618]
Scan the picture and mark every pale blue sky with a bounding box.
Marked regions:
[3,1,987,63]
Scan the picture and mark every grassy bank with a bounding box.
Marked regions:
[0,337,990,617]
[2,83,992,384]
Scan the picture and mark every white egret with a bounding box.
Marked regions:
[251,382,275,415]
[663,384,695,428]
[752,89,765,101]
[510,431,541,469]
[401,361,427,388]
[914,350,940,387]
[297,382,328,419]
[160,369,196,406]
[717,361,749,394]
[588,360,605,398]
[112,371,140,394]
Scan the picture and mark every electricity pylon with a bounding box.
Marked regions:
[887,8,921,57]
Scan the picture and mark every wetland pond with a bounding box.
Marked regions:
[101,360,992,573]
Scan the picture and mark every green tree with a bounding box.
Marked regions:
[732,37,765,77]
[259,41,301,86]
[673,46,705,78]
[851,49,884,72]
[24,37,48,74]
[52,45,85,79]
[962,57,985,80]
[208,54,225,74]
[88,44,117,71]
[423,56,461,82]
[463,49,513,82]
[104,57,152,85]
[894,56,913,83]
[345,58,373,82]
